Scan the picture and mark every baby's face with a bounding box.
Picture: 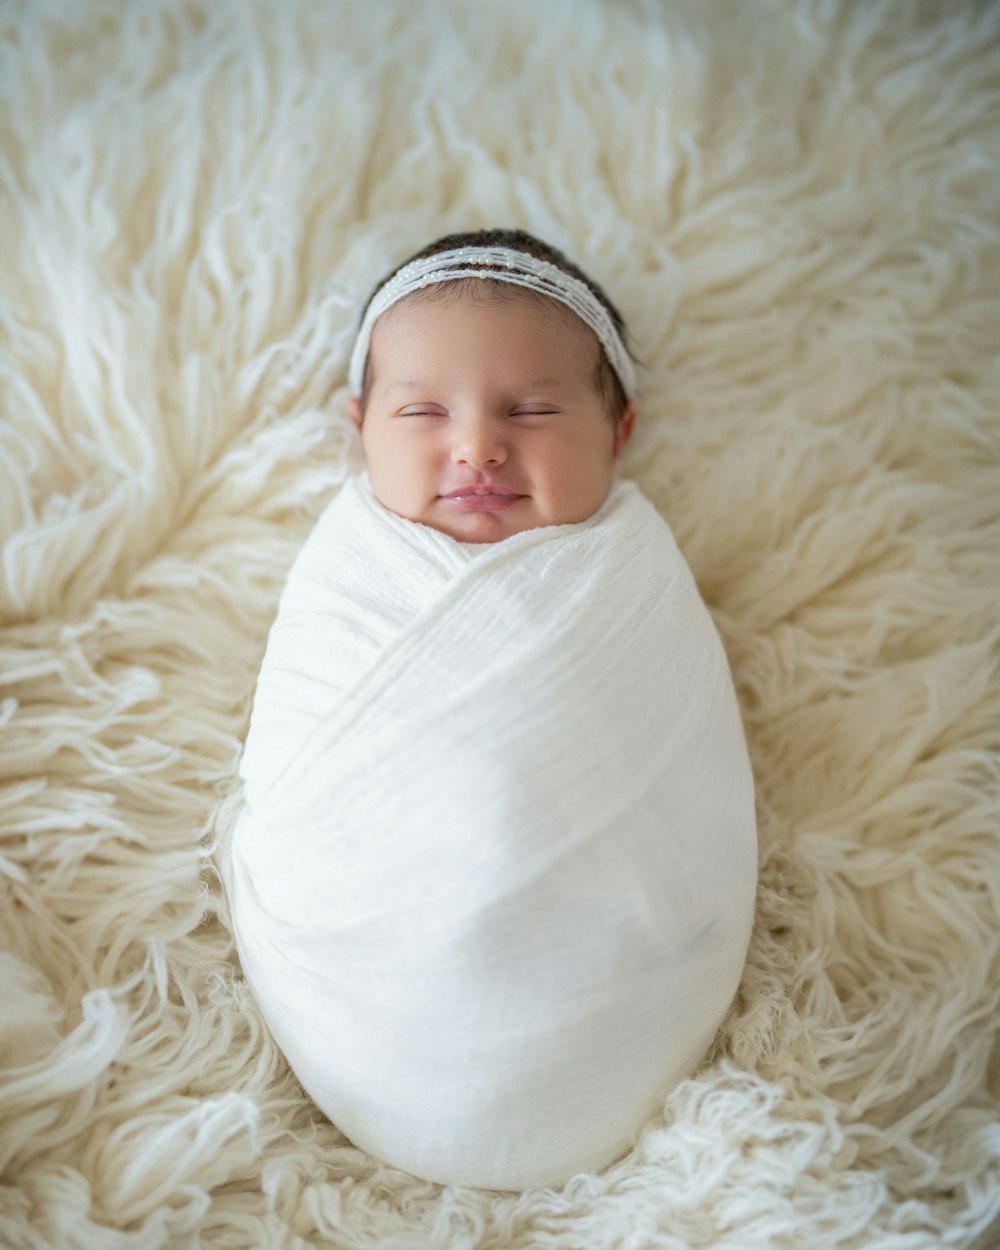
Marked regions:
[347,291,635,543]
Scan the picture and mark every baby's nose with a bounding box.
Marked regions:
[451,415,510,464]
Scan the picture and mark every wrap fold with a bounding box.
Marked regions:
[222,468,758,1191]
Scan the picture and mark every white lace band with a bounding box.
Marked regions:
[347,246,638,402]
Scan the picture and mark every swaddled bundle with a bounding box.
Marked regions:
[222,464,758,1191]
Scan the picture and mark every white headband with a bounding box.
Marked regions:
[347,245,638,402]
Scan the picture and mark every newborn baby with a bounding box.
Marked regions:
[223,227,758,1192]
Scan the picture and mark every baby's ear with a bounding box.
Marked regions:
[347,396,363,429]
[613,400,637,460]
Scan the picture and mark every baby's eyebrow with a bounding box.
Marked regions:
[388,377,566,391]
[521,377,565,389]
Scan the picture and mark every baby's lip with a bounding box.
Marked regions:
[442,485,523,498]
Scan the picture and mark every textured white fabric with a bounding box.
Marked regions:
[223,467,758,1190]
[347,246,639,401]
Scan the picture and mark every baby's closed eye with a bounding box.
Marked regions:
[396,407,560,418]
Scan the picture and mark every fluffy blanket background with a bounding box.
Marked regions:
[1,0,998,1246]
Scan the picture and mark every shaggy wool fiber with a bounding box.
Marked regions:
[1,0,999,1246]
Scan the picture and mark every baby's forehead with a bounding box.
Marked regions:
[373,286,599,363]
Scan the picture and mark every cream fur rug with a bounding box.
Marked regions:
[2,0,998,1246]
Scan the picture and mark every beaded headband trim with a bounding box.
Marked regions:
[347,246,638,401]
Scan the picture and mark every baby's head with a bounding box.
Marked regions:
[346,228,640,543]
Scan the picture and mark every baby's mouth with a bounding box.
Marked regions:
[442,487,523,499]
[441,492,525,511]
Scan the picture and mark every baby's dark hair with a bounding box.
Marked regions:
[356,227,642,426]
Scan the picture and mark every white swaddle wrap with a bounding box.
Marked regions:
[221,467,758,1191]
